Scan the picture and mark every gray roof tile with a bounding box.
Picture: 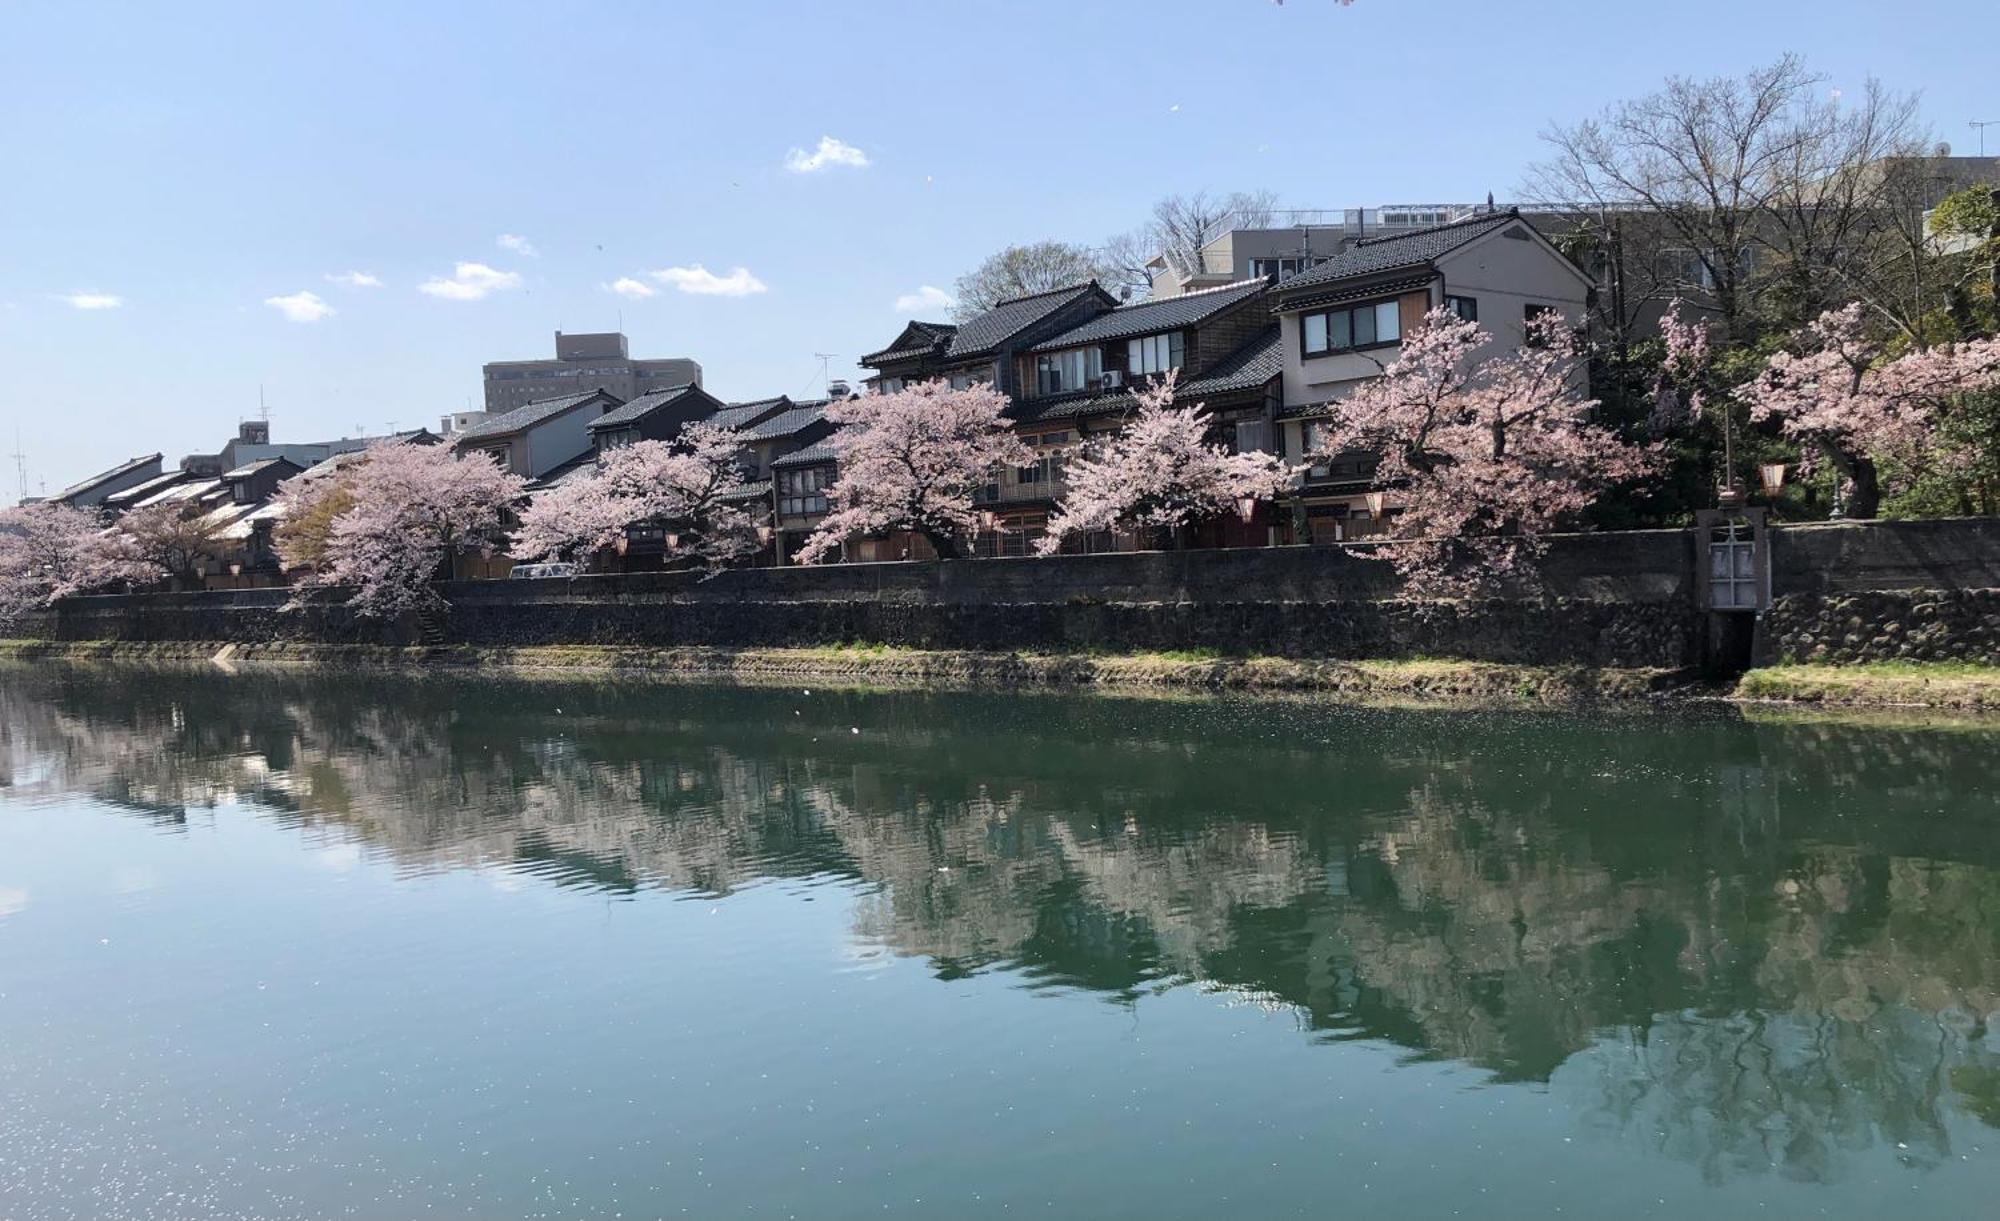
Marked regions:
[589,385,701,430]
[1028,279,1266,351]
[53,453,161,502]
[738,404,827,442]
[1271,211,1524,304]
[944,283,1110,360]
[457,390,614,441]
[771,441,838,469]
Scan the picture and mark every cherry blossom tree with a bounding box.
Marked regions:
[1037,371,1290,555]
[1742,304,2000,518]
[0,502,156,619]
[514,424,758,570]
[1308,308,1656,596]
[119,502,230,587]
[798,381,1031,564]
[287,442,525,618]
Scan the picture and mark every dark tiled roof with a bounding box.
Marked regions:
[1008,327,1284,426]
[945,283,1108,360]
[738,404,827,442]
[53,453,161,501]
[1028,279,1266,352]
[1279,273,1436,312]
[589,385,701,430]
[1179,326,1284,397]
[719,479,772,504]
[526,452,600,492]
[1271,211,1524,302]
[458,390,614,441]
[222,456,304,480]
[860,320,958,366]
[771,441,839,469]
[710,397,792,430]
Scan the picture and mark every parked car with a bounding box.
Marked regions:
[509,562,579,580]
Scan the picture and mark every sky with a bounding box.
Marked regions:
[1,0,1993,491]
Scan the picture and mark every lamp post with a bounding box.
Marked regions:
[1758,463,1786,500]
[1363,490,1386,520]
[1234,496,1259,525]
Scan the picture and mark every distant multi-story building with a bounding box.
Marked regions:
[1147,206,1491,298]
[482,332,702,414]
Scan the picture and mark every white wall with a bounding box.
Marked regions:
[523,402,608,477]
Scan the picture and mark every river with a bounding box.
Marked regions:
[2,663,1997,1219]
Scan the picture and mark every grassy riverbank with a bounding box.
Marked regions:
[1736,661,2000,710]
[0,638,1677,703]
[5,638,1994,709]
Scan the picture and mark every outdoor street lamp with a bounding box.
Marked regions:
[1758,463,1786,499]
[1363,490,1386,520]
[1235,496,1259,525]
[977,510,999,534]
[664,531,682,550]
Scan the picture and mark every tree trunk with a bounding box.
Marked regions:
[1826,444,1882,519]
[922,529,963,561]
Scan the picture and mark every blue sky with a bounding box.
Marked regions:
[1,0,1992,489]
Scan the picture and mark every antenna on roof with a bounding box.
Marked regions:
[812,352,837,398]
[259,384,270,422]
[10,427,26,501]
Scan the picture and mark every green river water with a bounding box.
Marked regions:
[2,663,1998,1219]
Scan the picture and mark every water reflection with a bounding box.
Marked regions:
[4,662,1999,1185]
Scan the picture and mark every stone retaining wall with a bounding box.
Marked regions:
[1758,589,2000,665]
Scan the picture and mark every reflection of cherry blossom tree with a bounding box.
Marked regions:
[1037,372,1290,555]
[798,381,1030,563]
[1309,308,1656,596]
[1742,304,2000,518]
[288,442,525,618]
[514,424,757,570]
[0,502,156,618]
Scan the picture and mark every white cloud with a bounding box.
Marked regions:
[785,135,870,174]
[894,285,956,313]
[497,233,539,257]
[60,292,122,310]
[650,264,768,297]
[606,277,657,299]
[325,271,382,288]
[264,290,335,322]
[0,886,26,919]
[418,262,523,301]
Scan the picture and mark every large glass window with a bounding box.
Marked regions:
[777,466,832,517]
[1127,332,1185,376]
[1299,299,1401,356]
[1034,348,1101,395]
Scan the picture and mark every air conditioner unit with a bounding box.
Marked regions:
[1099,370,1124,390]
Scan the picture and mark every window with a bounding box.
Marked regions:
[1014,431,1071,486]
[1300,299,1401,357]
[878,376,905,394]
[948,372,985,390]
[1127,332,1184,376]
[1035,348,1101,395]
[1444,294,1478,322]
[1523,303,1560,347]
[778,466,832,517]
[1250,256,1327,281]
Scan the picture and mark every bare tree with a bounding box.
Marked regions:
[950,241,1110,319]
[1536,56,1848,340]
[1140,189,1281,280]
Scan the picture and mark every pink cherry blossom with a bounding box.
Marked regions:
[797,381,1031,564]
[287,441,526,618]
[1742,304,2000,517]
[0,501,157,618]
[1309,308,1656,597]
[514,424,759,570]
[1037,370,1290,555]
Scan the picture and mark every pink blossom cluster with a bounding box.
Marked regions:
[1036,371,1290,555]
[798,381,1030,564]
[284,441,526,618]
[514,423,759,570]
[0,501,157,618]
[1309,308,1656,596]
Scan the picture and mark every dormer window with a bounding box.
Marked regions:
[1035,348,1101,395]
[1128,332,1184,377]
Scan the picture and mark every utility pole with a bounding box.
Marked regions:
[9,427,26,502]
